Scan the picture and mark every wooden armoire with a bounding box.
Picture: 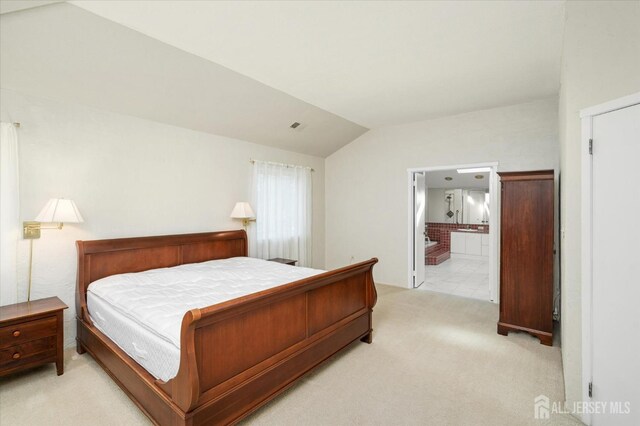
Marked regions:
[497,170,554,346]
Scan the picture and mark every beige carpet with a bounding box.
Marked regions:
[0,285,582,425]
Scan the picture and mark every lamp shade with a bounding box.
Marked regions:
[35,198,84,223]
[230,202,255,219]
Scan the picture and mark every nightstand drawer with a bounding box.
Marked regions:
[0,316,57,349]
[0,337,56,367]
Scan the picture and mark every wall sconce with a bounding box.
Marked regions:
[23,198,84,301]
[230,202,255,230]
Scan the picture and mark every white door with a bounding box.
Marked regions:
[413,172,426,288]
[591,103,639,425]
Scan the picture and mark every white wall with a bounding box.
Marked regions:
[0,88,326,347]
[558,1,640,409]
[326,98,559,286]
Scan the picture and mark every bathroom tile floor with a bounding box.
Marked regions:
[419,257,491,301]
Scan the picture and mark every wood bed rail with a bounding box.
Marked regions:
[168,258,378,415]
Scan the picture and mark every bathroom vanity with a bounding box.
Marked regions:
[450,230,489,257]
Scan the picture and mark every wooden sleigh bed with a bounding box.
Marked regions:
[75,230,378,425]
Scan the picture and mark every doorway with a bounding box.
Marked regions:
[408,162,499,302]
[581,94,639,425]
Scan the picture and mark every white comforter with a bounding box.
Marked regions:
[88,257,325,349]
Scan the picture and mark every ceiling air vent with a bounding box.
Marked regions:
[290,122,301,129]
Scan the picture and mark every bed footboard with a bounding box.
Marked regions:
[166,258,378,425]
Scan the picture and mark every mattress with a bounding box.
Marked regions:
[87,256,324,381]
[89,290,180,381]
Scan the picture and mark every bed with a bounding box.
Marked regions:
[75,230,378,425]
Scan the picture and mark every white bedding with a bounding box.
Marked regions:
[87,257,324,381]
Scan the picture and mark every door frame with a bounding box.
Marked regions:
[580,92,640,426]
[406,161,500,303]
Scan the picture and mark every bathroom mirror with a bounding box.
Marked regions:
[427,187,489,225]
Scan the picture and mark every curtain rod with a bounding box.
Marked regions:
[250,159,314,172]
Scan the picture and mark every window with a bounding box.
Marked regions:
[251,160,312,266]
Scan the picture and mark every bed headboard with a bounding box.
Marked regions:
[76,230,247,323]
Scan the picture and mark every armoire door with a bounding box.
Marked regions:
[497,170,554,345]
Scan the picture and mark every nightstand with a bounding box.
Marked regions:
[0,296,68,377]
[267,258,297,266]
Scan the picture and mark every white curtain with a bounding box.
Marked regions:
[0,123,20,306]
[251,160,312,267]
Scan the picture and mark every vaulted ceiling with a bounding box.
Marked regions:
[1,1,565,157]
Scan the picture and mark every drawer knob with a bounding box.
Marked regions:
[12,330,21,337]
[12,352,21,359]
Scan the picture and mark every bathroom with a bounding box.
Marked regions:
[421,168,491,300]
